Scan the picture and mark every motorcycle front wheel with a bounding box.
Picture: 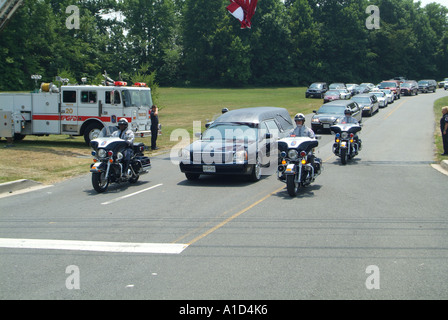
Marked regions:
[286,174,299,197]
[341,148,348,165]
[92,172,109,193]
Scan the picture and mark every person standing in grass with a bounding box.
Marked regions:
[441,106,448,156]
[150,105,159,150]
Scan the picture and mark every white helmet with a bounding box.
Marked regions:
[118,118,129,128]
[294,113,306,123]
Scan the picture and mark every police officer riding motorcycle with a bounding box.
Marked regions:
[90,118,151,193]
[330,108,362,165]
[277,113,322,197]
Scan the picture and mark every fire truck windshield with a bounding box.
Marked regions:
[122,89,153,108]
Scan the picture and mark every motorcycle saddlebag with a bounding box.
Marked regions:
[133,143,147,155]
[135,156,151,169]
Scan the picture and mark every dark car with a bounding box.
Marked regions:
[306,82,328,98]
[323,90,341,103]
[418,79,437,93]
[311,100,362,133]
[378,80,401,100]
[400,81,418,96]
[179,107,294,182]
[351,93,379,117]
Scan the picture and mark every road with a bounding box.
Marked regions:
[1,89,448,301]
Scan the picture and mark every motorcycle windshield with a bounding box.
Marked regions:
[99,126,119,137]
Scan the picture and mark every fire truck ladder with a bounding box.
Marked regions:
[0,0,23,32]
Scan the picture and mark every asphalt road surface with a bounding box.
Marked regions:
[1,89,448,301]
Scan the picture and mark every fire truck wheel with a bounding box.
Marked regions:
[84,123,104,145]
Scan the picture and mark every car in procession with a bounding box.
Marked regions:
[311,100,362,133]
[306,82,328,98]
[351,93,379,117]
[179,107,294,182]
[418,79,437,93]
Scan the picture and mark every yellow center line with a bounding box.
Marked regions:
[186,185,285,246]
[182,99,408,247]
[384,99,406,120]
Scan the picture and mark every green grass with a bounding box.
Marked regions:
[433,96,448,162]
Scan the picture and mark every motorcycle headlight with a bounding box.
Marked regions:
[288,149,299,160]
[341,132,349,139]
[98,149,107,158]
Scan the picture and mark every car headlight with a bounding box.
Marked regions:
[311,118,320,123]
[234,150,247,163]
[288,149,299,160]
[180,149,190,161]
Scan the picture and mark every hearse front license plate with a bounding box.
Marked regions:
[203,165,216,173]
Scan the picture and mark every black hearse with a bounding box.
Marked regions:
[179,107,294,182]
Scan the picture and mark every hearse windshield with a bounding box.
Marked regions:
[203,123,258,142]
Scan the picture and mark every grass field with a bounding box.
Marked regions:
[433,96,448,162]
[0,87,322,184]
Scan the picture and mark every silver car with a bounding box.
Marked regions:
[351,93,379,117]
[380,89,394,104]
[311,100,362,133]
[371,91,388,108]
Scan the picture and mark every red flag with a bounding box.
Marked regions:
[226,0,258,29]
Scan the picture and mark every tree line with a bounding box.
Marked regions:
[0,0,447,91]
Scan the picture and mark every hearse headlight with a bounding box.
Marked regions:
[234,150,248,163]
[180,149,190,161]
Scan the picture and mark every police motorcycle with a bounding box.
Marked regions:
[277,136,322,197]
[90,126,151,193]
[330,122,362,165]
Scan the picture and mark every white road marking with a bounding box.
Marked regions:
[101,184,163,205]
[0,238,188,254]
[0,184,53,199]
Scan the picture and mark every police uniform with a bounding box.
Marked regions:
[441,112,448,155]
[340,116,359,124]
[150,107,159,150]
[289,125,315,138]
[112,128,135,144]
[112,127,135,174]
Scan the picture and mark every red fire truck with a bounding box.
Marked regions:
[0,80,159,144]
